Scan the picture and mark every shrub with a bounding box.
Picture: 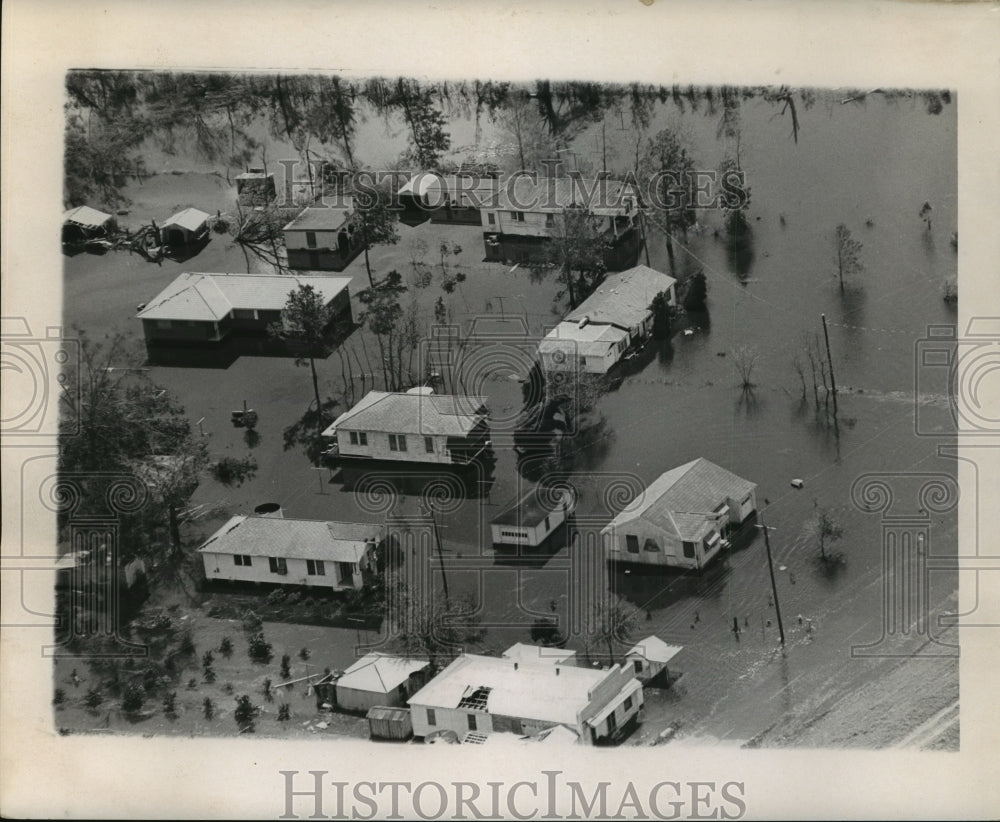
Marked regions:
[85,687,104,709]
[262,678,273,702]
[203,665,216,684]
[219,636,234,657]
[203,697,215,720]
[162,691,177,716]
[298,647,310,661]
[202,650,215,669]
[248,633,273,663]
[53,688,66,706]
[242,610,263,634]
[280,654,291,680]
[187,678,198,690]
[278,703,291,722]
[234,695,258,732]
[265,588,286,607]
[122,684,145,713]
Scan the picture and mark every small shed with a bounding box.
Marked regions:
[236,167,276,205]
[625,636,683,684]
[366,705,413,741]
[336,653,431,712]
[491,484,576,548]
[162,207,211,247]
[63,205,114,243]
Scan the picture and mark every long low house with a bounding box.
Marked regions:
[323,388,490,465]
[408,653,643,745]
[538,265,677,374]
[602,458,757,570]
[397,172,500,226]
[137,272,351,345]
[283,202,364,272]
[480,176,643,271]
[198,512,384,591]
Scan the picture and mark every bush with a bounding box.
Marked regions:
[85,687,104,709]
[298,647,310,661]
[248,633,273,663]
[202,651,215,669]
[277,703,291,722]
[187,678,198,690]
[219,636,234,657]
[122,684,145,713]
[203,665,216,684]
[265,588,286,607]
[53,688,66,706]
[203,697,215,720]
[162,691,177,716]
[234,695,258,732]
[242,610,263,634]
[280,654,291,680]
[683,271,708,312]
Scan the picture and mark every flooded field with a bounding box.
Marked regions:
[61,86,958,748]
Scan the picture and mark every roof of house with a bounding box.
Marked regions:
[63,205,113,228]
[494,176,639,216]
[323,391,488,438]
[625,636,683,665]
[601,458,756,542]
[492,485,575,528]
[538,321,628,359]
[337,653,429,693]
[197,515,383,562]
[501,643,577,666]
[236,168,273,180]
[366,705,411,722]
[408,653,620,727]
[283,203,355,232]
[136,272,351,322]
[566,266,677,331]
[164,207,211,232]
[398,173,500,203]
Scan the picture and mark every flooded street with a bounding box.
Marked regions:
[61,89,958,749]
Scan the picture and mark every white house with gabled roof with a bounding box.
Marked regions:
[322,388,490,465]
[335,653,431,712]
[601,458,757,570]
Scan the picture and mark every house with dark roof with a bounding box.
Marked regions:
[407,653,643,745]
[335,653,431,712]
[601,458,757,570]
[490,484,575,547]
[136,272,352,344]
[480,176,643,270]
[283,202,364,272]
[162,207,211,247]
[538,265,677,374]
[322,388,490,465]
[197,512,383,591]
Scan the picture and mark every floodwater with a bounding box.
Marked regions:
[62,88,959,748]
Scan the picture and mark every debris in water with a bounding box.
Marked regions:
[791,478,804,489]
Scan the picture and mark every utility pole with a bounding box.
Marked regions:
[821,314,838,416]
[424,502,450,607]
[758,519,785,647]
[638,208,652,268]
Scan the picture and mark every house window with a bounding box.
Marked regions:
[467,713,478,731]
[626,535,640,554]
[487,213,496,225]
[337,561,355,582]
[544,515,550,532]
[349,431,358,445]
[427,708,437,726]
[633,660,643,674]
[545,213,555,226]
[359,432,368,446]
[389,434,407,452]
[268,557,288,575]
[682,541,696,559]
[306,560,325,576]
[424,436,434,454]
[624,695,634,712]
[742,493,753,506]
[233,555,252,567]
[306,231,317,248]
[607,711,617,733]
[511,211,525,222]
[644,538,660,552]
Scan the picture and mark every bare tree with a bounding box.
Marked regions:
[833,224,864,293]
[809,501,844,562]
[731,344,760,391]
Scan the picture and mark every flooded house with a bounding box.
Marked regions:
[335,653,431,712]
[396,171,500,226]
[625,636,683,684]
[197,508,383,592]
[490,484,575,547]
[602,458,758,570]
[321,389,490,465]
[283,202,364,272]
[62,205,115,244]
[538,265,676,374]
[480,176,643,270]
[161,207,211,248]
[407,653,643,745]
[136,272,352,345]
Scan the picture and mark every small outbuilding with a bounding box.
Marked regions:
[625,636,683,684]
[336,653,431,713]
[63,205,115,243]
[366,705,414,741]
[490,484,576,547]
[162,207,211,247]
